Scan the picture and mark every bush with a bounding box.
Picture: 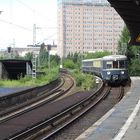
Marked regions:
[81,74,95,90]
[129,59,140,76]
[72,70,95,90]
[63,59,76,69]
[19,75,31,83]
[0,67,59,87]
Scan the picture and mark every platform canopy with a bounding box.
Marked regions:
[107,0,140,46]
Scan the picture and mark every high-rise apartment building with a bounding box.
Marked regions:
[57,0,124,57]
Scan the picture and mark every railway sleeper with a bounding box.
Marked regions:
[52,114,71,126]
[71,106,82,115]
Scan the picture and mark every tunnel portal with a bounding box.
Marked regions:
[0,59,32,80]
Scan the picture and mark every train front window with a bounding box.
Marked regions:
[106,61,112,69]
[106,61,119,69]
[113,61,118,68]
[106,60,126,69]
[119,61,125,68]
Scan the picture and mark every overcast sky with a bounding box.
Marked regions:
[0,0,57,50]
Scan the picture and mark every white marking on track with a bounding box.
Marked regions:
[113,99,140,140]
[76,108,115,140]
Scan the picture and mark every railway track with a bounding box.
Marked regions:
[0,73,74,122]
[51,85,127,140]
[0,74,127,140]
[0,73,75,140]
[35,85,111,140]
[0,78,61,111]
[0,80,104,140]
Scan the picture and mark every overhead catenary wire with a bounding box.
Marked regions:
[15,0,57,43]
[0,19,32,31]
[15,0,57,23]
[0,0,57,32]
[0,0,57,48]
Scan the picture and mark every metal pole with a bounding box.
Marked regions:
[60,57,63,68]
[13,38,15,58]
[33,24,36,47]
[38,54,40,67]
[48,50,50,71]
[32,54,37,79]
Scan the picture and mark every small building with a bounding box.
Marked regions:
[0,59,32,80]
[12,47,40,56]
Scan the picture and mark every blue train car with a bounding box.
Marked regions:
[82,55,129,84]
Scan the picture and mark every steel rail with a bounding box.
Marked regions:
[0,78,61,112]
[0,74,74,123]
[0,78,60,102]
[0,77,63,117]
[117,86,125,101]
[8,82,111,140]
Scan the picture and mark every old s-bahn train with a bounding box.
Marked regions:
[82,55,129,84]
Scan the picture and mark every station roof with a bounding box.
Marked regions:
[107,0,140,46]
[0,59,32,63]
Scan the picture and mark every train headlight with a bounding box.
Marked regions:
[107,71,111,75]
[121,71,124,74]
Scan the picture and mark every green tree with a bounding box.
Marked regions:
[24,52,33,60]
[39,43,48,66]
[84,51,111,59]
[118,26,140,75]
[49,55,60,68]
[117,26,130,55]
[63,59,75,69]
[129,59,140,76]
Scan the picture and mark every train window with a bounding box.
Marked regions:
[106,61,112,69]
[119,61,125,68]
[106,60,126,69]
[113,61,118,68]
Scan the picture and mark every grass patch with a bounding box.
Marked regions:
[71,70,95,90]
[0,67,59,87]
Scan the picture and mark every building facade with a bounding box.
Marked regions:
[0,44,57,58]
[57,0,124,57]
